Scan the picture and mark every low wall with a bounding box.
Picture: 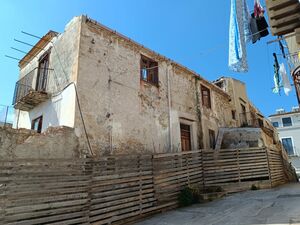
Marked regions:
[0,126,81,159]
[0,147,296,225]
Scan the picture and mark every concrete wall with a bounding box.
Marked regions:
[0,126,81,159]
[220,128,265,149]
[74,16,234,155]
[14,16,81,131]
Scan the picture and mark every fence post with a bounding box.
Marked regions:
[237,149,241,183]
[201,149,205,189]
[265,147,272,188]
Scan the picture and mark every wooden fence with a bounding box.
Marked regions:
[0,147,297,225]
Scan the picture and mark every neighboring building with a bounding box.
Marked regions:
[12,15,275,156]
[269,107,300,156]
[269,107,300,176]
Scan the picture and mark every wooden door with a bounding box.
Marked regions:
[180,124,191,151]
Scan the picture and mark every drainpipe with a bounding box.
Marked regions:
[167,64,173,152]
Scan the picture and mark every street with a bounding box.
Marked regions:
[135,183,300,225]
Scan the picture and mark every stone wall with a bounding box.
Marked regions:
[0,126,81,159]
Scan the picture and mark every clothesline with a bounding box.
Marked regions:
[246,27,268,37]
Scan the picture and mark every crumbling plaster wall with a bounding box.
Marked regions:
[15,16,81,131]
[221,128,265,149]
[0,126,81,159]
[74,16,234,155]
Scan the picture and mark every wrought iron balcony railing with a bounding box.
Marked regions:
[13,67,53,111]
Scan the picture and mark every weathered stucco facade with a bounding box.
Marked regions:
[14,15,275,156]
[74,16,234,155]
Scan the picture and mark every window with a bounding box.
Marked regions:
[31,116,43,133]
[180,123,191,151]
[282,138,294,155]
[209,129,216,149]
[36,51,50,91]
[232,110,236,120]
[201,85,211,108]
[140,55,158,86]
[272,122,279,127]
[282,117,292,127]
[240,104,247,126]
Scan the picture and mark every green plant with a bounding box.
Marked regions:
[178,187,198,207]
[250,184,260,190]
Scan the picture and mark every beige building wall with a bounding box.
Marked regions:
[74,16,234,155]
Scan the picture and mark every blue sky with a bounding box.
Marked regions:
[0,0,297,116]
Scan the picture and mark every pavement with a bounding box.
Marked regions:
[135,183,300,225]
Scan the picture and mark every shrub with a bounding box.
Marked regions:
[178,187,198,207]
[250,184,260,190]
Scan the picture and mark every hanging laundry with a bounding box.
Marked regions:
[254,0,264,18]
[249,0,269,43]
[256,15,269,38]
[243,0,252,43]
[250,14,260,43]
[279,40,286,58]
[279,63,292,96]
[272,53,281,94]
[228,0,249,72]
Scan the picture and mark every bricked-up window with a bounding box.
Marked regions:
[201,85,211,108]
[140,55,158,86]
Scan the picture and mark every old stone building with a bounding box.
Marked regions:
[13,15,273,156]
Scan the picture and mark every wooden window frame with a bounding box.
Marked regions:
[140,55,159,87]
[201,85,211,108]
[36,49,51,92]
[180,123,192,152]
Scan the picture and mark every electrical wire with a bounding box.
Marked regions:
[20,31,94,156]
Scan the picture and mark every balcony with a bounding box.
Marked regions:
[13,67,52,111]
[266,0,300,36]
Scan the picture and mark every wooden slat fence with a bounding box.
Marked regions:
[0,147,296,225]
[153,150,203,208]
[89,155,155,225]
[0,159,91,225]
[202,148,270,189]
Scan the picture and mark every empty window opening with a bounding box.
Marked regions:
[232,110,236,120]
[140,55,158,86]
[209,129,216,149]
[31,116,43,133]
[201,85,211,108]
[180,123,191,151]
